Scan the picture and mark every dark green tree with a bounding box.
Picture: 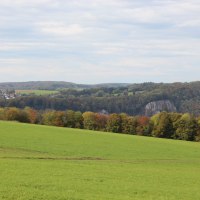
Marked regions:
[174,113,198,141]
[151,112,174,138]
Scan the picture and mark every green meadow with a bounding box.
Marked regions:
[16,90,58,96]
[0,121,200,200]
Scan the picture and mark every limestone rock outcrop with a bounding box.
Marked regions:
[145,100,177,116]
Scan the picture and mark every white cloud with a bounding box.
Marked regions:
[0,0,200,83]
[0,42,56,51]
[0,58,26,64]
[37,22,85,37]
[0,0,53,7]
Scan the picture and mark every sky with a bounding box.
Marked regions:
[0,0,200,84]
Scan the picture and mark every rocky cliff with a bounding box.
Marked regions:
[145,100,177,116]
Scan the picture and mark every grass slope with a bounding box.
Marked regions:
[0,121,200,200]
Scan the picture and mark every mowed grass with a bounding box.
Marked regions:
[16,90,58,95]
[0,121,200,200]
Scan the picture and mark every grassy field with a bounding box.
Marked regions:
[16,90,58,95]
[0,121,200,200]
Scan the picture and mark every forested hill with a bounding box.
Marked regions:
[1,81,200,116]
[0,81,130,90]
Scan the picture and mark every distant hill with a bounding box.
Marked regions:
[0,81,131,90]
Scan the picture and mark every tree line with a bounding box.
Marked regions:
[1,81,200,116]
[0,107,200,142]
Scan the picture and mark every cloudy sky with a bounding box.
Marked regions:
[0,0,200,83]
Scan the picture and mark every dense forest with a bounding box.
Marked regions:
[1,81,200,116]
[0,107,199,142]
